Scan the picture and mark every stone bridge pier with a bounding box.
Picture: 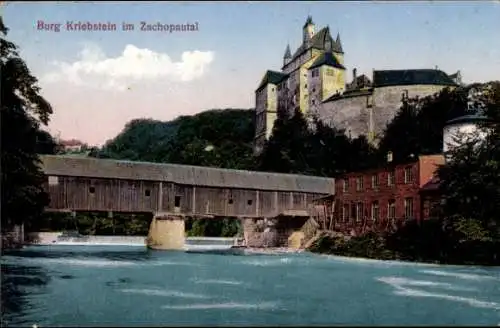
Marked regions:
[146,214,312,250]
[147,214,185,250]
[241,216,309,248]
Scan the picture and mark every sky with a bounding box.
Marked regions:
[3,1,500,146]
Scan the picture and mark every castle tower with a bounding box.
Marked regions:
[303,16,315,45]
[283,43,291,67]
[333,32,344,65]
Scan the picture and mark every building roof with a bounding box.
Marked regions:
[420,175,441,192]
[323,88,373,103]
[308,52,346,70]
[39,155,335,194]
[256,70,288,92]
[373,69,458,88]
[60,139,84,147]
[284,44,291,59]
[286,26,343,68]
[334,33,343,54]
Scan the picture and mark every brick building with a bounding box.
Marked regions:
[321,154,444,233]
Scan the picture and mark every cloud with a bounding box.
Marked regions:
[43,43,215,91]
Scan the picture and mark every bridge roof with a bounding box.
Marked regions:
[39,155,335,194]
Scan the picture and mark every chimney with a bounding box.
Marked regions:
[352,68,357,88]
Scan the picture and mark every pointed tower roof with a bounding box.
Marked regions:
[333,32,344,54]
[284,44,291,59]
[303,15,314,28]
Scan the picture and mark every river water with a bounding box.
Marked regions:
[2,245,500,326]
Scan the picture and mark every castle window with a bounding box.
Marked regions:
[356,202,364,222]
[404,197,414,219]
[388,171,395,186]
[271,87,275,92]
[356,177,364,191]
[304,84,307,89]
[343,179,349,192]
[312,100,316,105]
[388,200,396,220]
[247,199,253,206]
[174,196,181,208]
[145,189,151,197]
[89,186,95,194]
[371,174,379,189]
[342,204,349,222]
[404,167,413,184]
[228,199,233,204]
[371,201,379,221]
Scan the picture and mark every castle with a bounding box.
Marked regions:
[254,16,462,154]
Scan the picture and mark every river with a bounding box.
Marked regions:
[1,245,500,326]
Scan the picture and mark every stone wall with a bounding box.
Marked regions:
[319,84,453,143]
[242,217,310,248]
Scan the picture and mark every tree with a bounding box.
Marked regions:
[378,87,469,164]
[257,109,314,174]
[1,17,53,231]
[437,82,500,231]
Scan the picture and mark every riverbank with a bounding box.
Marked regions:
[306,228,500,267]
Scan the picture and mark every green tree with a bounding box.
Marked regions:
[437,82,500,231]
[378,87,469,163]
[1,18,53,232]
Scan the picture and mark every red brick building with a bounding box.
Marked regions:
[318,154,444,233]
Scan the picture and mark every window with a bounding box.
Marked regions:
[343,179,349,192]
[304,84,308,89]
[404,167,413,184]
[312,69,319,77]
[271,87,275,92]
[247,199,253,206]
[312,87,316,93]
[174,196,181,208]
[145,189,151,197]
[356,177,364,191]
[371,174,379,189]
[356,202,364,222]
[404,197,413,219]
[326,68,334,76]
[48,176,59,186]
[388,200,396,220]
[342,204,349,221]
[312,99,316,105]
[350,203,356,221]
[89,186,95,194]
[388,171,395,186]
[371,201,379,221]
[228,199,233,204]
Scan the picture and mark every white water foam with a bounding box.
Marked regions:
[394,286,500,310]
[191,279,242,286]
[120,288,209,299]
[421,269,498,281]
[377,276,499,310]
[321,254,438,268]
[161,301,278,310]
[241,257,293,267]
[150,260,200,267]
[377,276,477,292]
[23,257,137,267]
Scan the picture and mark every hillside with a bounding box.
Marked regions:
[95,108,256,170]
